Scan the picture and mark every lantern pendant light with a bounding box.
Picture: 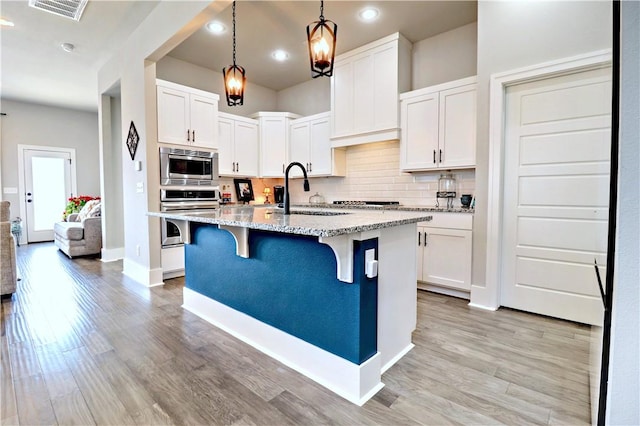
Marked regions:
[223,1,246,106]
[306,0,337,78]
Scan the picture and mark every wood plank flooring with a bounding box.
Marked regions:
[1,242,593,425]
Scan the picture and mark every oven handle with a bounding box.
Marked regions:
[161,201,220,211]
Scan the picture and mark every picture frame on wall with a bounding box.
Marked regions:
[234,178,254,203]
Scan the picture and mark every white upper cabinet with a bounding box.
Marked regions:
[156,79,219,149]
[251,112,300,178]
[218,112,259,177]
[400,76,477,171]
[331,33,411,148]
[289,112,345,178]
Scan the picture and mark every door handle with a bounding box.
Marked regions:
[424,232,428,246]
[27,192,32,196]
[236,162,239,172]
[309,163,312,172]
[27,199,32,203]
[433,150,436,164]
[418,232,421,246]
[192,130,195,142]
[187,129,191,142]
[439,149,443,163]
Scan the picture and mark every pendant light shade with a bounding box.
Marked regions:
[306,0,337,78]
[223,1,245,106]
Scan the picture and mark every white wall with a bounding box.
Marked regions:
[607,1,640,423]
[98,1,230,286]
[276,78,330,116]
[473,1,612,302]
[412,22,477,90]
[157,55,277,116]
[287,141,475,207]
[0,99,100,220]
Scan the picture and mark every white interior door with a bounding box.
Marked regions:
[501,67,611,326]
[24,149,73,242]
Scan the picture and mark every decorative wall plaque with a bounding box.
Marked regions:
[126,121,139,160]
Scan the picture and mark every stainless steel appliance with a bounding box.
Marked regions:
[159,146,219,186]
[160,188,220,247]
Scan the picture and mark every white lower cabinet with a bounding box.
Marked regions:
[161,246,185,279]
[417,213,473,295]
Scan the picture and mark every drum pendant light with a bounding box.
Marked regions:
[223,1,246,106]
[306,0,337,78]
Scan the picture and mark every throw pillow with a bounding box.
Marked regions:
[76,200,101,222]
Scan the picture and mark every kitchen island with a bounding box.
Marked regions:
[148,205,432,405]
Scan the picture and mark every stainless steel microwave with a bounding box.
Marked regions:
[159,146,219,186]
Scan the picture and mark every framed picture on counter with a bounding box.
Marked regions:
[234,178,254,203]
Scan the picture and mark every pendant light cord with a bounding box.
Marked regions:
[319,0,324,21]
[232,1,237,65]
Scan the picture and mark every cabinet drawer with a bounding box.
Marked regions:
[419,212,472,230]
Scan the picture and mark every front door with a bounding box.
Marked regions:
[501,67,612,326]
[23,148,74,242]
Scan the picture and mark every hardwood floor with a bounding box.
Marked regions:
[1,243,592,425]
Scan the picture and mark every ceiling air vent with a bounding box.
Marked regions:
[28,0,89,22]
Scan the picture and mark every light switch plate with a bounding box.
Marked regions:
[136,182,144,193]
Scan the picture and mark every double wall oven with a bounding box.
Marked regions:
[159,147,221,248]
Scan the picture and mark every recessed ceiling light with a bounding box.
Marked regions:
[359,8,379,22]
[61,42,75,53]
[206,21,225,34]
[272,50,289,62]
[0,17,15,27]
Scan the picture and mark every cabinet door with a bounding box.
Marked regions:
[438,84,476,168]
[289,121,310,178]
[234,121,259,177]
[218,117,235,176]
[373,43,398,131]
[190,94,218,149]
[331,60,354,138]
[309,116,331,176]
[421,228,472,291]
[416,227,425,282]
[157,86,189,145]
[352,53,374,134]
[259,116,287,177]
[400,92,439,171]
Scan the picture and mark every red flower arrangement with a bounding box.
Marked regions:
[62,195,100,220]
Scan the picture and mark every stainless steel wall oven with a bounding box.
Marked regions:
[160,188,220,247]
[159,146,219,186]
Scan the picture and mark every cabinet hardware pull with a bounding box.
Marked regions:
[232,162,236,172]
[418,232,421,246]
[187,130,191,142]
[439,149,443,163]
[237,162,239,172]
[424,232,428,246]
[192,130,195,142]
[309,163,312,172]
[433,150,436,163]
[282,164,284,174]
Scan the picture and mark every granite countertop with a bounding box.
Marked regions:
[292,203,475,214]
[148,206,433,238]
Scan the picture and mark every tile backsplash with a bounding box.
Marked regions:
[286,140,475,208]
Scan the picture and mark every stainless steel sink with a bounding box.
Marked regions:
[272,210,349,216]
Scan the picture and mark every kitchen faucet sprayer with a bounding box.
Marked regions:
[284,162,310,215]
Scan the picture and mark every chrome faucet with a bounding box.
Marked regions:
[284,162,310,215]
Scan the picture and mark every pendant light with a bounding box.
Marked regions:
[223,1,246,106]
[306,0,337,78]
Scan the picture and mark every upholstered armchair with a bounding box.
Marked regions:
[1,201,17,297]
[54,200,102,258]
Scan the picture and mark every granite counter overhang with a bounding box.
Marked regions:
[148,206,433,238]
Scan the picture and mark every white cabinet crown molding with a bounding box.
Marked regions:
[156,79,220,101]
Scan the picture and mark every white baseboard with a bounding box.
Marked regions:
[122,258,164,287]
[467,302,499,311]
[183,287,384,405]
[418,283,470,300]
[101,247,124,262]
[381,343,414,374]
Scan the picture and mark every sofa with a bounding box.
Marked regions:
[1,201,17,297]
[54,200,102,258]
